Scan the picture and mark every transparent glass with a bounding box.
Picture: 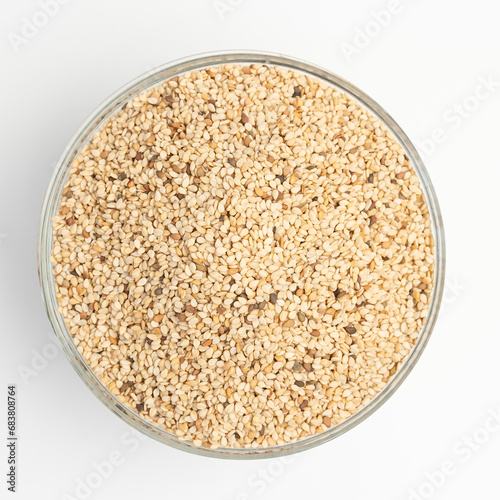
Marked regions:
[38,51,445,459]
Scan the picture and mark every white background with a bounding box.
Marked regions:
[1,1,500,499]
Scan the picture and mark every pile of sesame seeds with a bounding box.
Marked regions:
[51,64,434,449]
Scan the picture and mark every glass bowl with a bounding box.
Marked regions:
[38,51,445,459]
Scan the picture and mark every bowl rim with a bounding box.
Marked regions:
[38,49,446,459]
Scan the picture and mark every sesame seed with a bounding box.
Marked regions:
[51,63,434,450]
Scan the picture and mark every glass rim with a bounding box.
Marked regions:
[38,50,446,459]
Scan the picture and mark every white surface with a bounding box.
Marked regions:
[1,1,500,499]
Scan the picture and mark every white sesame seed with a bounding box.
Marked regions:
[52,63,434,450]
